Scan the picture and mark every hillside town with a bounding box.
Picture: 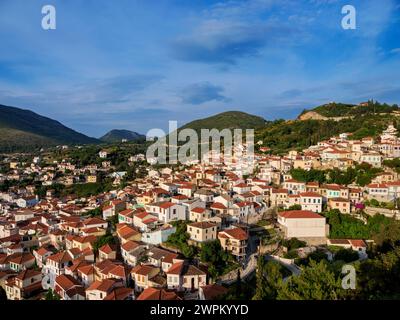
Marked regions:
[1,123,400,301]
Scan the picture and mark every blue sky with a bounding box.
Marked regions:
[0,0,399,137]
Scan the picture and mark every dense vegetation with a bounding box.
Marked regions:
[45,289,61,300]
[100,129,145,143]
[302,100,399,118]
[383,158,400,174]
[166,221,196,258]
[178,111,267,133]
[257,102,400,154]
[255,231,400,300]
[199,240,238,279]
[290,163,382,186]
[92,232,116,254]
[34,181,114,198]
[323,209,396,240]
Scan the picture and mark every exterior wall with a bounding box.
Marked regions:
[182,274,207,291]
[187,225,217,243]
[219,237,247,257]
[279,217,327,239]
[167,274,181,290]
[141,227,176,245]
[86,289,106,300]
[328,200,351,214]
[300,197,322,213]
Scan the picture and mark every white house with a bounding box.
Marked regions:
[299,192,323,213]
[141,224,176,245]
[99,151,108,158]
[16,196,38,208]
[145,202,186,223]
[278,210,328,245]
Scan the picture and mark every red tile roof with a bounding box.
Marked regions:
[191,207,206,214]
[188,221,216,229]
[279,210,323,219]
[137,287,181,300]
[299,192,322,197]
[219,227,248,241]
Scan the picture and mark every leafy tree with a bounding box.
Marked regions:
[45,288,60,300]
[235,269,242,298]
[86,207,102,217]
[383,158,400,174]
[199,240,232,277]
[107,215,119,230]
[334,248,359,263]
[282,238,307,251]
[297,249,328,267]
[325,210,399,241]
[290,168,327,184]
[92,233,116,254]
[166,221,196,258]
[181,243,196,259]
[253,256,268,300]
[277,260,344,300]
[354,245,400,299]
[253,258,283,300]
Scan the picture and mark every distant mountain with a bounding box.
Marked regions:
[0,104,99,152]
[178,111,267,133]
[100,129,146,143]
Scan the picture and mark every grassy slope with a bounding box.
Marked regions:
[256,113,400,155]
[179,111,267,132]
[100,129,145,143]
[0,104,99,152]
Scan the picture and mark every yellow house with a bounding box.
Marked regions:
[87,175,97,183]
[131,265,160,291]
[72,235,97,251]
[218,227,248,258]
[187,222,217,246]
[9,162,18,169]
[189,207,211,222]
[328,198,351,214]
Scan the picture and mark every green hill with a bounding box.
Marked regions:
[178,111,267,133]
[300,100,399,118]
[0,104,99,152]
[100,129,145,143]
[257,101,400,155]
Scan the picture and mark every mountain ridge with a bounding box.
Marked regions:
[178,110,267,132]
[0,104,99,152]
[100,129,146,143]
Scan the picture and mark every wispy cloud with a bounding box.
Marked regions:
[179,82,230,105]
[170,0,297,66]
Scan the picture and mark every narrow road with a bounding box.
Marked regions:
[218,234,259,285]
[264,254,301,276]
